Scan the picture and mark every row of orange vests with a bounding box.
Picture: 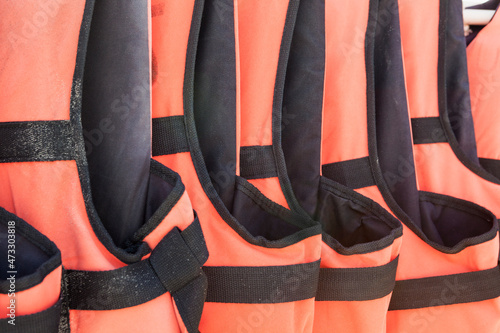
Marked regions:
[1,0,500,332]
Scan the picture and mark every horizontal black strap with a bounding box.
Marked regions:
[316,256,398,301]
[0,121,75,163]
[239,145,278,179]
[322,157,376,189]
[411,117,447,144]
[0,297,62,333]
[152,116,189,156]
[389,265,500,310]
[204,260,320,303]
[67,218,208,333]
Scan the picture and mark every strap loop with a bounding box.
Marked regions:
[66,218,208,333]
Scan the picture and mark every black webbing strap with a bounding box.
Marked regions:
[322,157,376,189]
[389,264,500,310]
[203,260,320,303]
[152,116,190,156]
[0,121,75,163]
[411,117,448,144]
[239,145,278,179]
[66,218,208,333]
[316,256,399,301]
[0,297,63,333]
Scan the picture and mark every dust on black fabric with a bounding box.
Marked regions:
[281,0,325,217]
[193,0,237,211]
[81,1,151,247]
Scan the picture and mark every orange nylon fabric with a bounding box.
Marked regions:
[399,0,500,219]
[151,0,322,331]
[154,154,322,332]
[397,0,440,119]
[236,0,291,209]
[395,0,500,331]
[0,1,204,331]
[151,0,320,268]
[467,10,500,161]
[0,0,84,122]
[311,2,404,332]
[387,300,500,333]
[313,239,401,333]
[0,161,123,271]
[237,0,288,148]
[317,0,500,332]
[69,295,185,333]
[321,0,370,166]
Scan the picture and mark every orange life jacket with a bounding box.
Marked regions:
[0,1,208,332]
[394,0,500,331]
[234,0,403,332]
[150,0,323,332]
[280,0,500,331]
[467,6,500,177]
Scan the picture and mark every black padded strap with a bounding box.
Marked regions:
[316,256,398,301]
[240,145,278,179]
[0,121,75,163]
[0,297,63,333]
[389,265,500,310]
[203,260,320,303]
[66,218,208,333]
[152,116,190,156]
[411,117,447,144]
[322,157,376,189]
